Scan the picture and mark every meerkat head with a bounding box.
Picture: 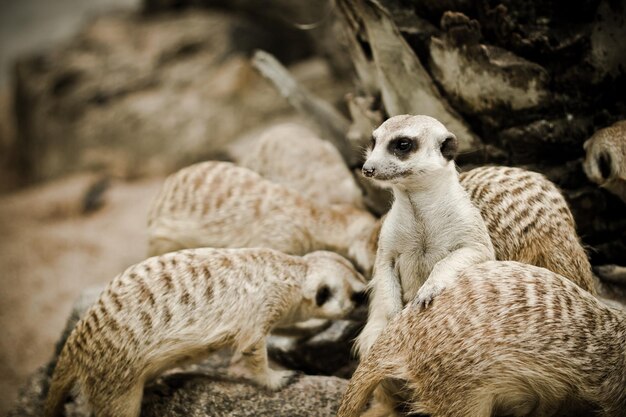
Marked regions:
[362,115,458,186]
[301,251,368,319]
[583,130,619,186]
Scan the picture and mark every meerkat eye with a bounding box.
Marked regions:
[388,137,414,156]
[597,151,612,180]
[315,285,331,306]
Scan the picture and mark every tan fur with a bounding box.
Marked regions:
[236,123,364,207]
[584,120,626,204]
[339,261,626,417]
[44,248,366,417]
[356,115,495,355]
[459,166,596,294]
[147,161,378,275]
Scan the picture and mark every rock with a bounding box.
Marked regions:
[428,11,550,115]
[341,0,484,159]
[589,0,626,81]
[498,115,594,164]
[8,362,348,417]
[0,88,20,194]
[14,10,349,183]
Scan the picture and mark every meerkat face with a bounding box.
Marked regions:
[362,115,458,186]
[302,251,368,319]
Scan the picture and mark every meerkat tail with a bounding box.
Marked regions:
[337,354,393,417]
[44,352,75,417]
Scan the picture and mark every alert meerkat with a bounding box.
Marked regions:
[338,261,626,417]
[147,161,378,275]
[583,120,626,204]
[459,165,596,294]
[236,123,364,207]
[44,248,366,417]
[355,115,495,355]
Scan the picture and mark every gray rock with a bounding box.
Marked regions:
[14,10,349,183]
[9,362,348,417]
[428,12,549,115]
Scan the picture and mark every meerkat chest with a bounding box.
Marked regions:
[383,206,454,303]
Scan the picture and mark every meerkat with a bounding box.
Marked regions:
[147,161,378,275]
[44,247,367,417]
[584,120,626,204]
[355,115,495,356]
[459,165,597,294]
[235,123,364,207]
[338,261,626,417]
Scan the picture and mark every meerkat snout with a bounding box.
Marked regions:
[302,251,367,319]
[362,115,459,185]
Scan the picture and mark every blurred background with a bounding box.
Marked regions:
[1,0,625,414]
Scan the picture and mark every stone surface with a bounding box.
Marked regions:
[14,10,349,183]
[429,12,549,115]
[8,363,348,417]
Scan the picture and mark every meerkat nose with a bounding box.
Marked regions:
[362,166,376,177]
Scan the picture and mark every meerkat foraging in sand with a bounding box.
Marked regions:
[459,165,596,294]
[583,120,626,205]
[147,161,378,275]
[44,248,366,417]
[338,261,626,417]
[355,115,495,356]
[236,123,364,207]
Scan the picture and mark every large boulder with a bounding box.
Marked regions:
[14,10,349,183]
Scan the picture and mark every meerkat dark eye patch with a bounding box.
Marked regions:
[315,285,331,306]
[440,135,458,160]
[370,135,376,150]
[597,151,612,181]
[388,137,416,159]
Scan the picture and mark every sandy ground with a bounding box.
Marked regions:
[0,174,164,414]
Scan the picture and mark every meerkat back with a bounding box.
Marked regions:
[460,166,596,294]
[236,123,364,207]
[147,161,378,273]
[339,261,626,417]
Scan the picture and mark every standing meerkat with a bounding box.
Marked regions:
[236,123,364,207]
[583,120,626,204]
[147,161,378,275]
[355,115,495,355]
[44,248,367,417]
[338,261,626,417]
[459,165,596,294]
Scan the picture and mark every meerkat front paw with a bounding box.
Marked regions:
[259,369,298,390]
[413,280,447,309]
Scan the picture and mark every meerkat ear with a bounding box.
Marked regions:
[440,134,458,161]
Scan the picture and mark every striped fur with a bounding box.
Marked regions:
[44,248,366,417]
[236,123,364,207]
[460,166,596,294]
[147,161,378,275]
[339,261,626,417]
